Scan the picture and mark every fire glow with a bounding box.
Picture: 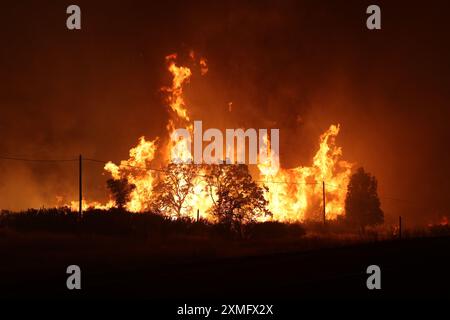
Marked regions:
[170,120,280,167]
[74,53,353,222]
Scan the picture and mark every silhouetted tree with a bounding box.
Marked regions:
[205,164,271,234]
[345,167,384,231]
[151,163,198,218]
[106,178,136,209]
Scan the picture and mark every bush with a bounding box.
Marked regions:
[428,224,450,237]
[0,207,77,232]
[0,207,215,239]
[245,221,306,240]
[81,208,133,236]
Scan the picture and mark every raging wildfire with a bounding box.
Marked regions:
[0,53,393,242]
[2,1,450,303]
[0,53,393,241]
[0,45,449,299]
[68,53,353,225]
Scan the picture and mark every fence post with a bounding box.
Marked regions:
[79,154,82,218]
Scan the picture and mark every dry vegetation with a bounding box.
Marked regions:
[1,207,448,259]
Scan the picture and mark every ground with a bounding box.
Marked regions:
[0,231,449,300]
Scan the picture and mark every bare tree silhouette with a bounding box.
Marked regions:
[205,164,271,235]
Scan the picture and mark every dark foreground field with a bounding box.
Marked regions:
[1,230,449,301]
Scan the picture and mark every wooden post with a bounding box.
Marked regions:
[197,209,200,222]
[322,181,326,225]
[79,154,82,218]
[399,215,402,239]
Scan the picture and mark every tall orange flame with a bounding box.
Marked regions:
[258,124,352,221]
[79,53,352,222]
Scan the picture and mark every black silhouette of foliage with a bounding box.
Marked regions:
[106,178,136,209]
[205,164,271,234]
[151,163,198,218]
[345,167,384,230]
[0,208,309,242]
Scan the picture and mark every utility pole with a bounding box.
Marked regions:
[322,181,326,225]
[79,154,82,218]
[197,209,200,222]
[399,215,402,239]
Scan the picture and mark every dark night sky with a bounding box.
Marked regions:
[0,0,449,225]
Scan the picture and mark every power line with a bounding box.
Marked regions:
[0,155,77,162]
[84,157,171,173]
[85,158,331,186]
[256,180,320,186]
[0,154,432,209]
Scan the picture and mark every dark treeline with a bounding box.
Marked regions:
[0,207,307,240]
[1,207,449,241]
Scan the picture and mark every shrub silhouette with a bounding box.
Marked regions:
[245,221,305,240]
[0,207,308,242]
[106,178,136,209]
